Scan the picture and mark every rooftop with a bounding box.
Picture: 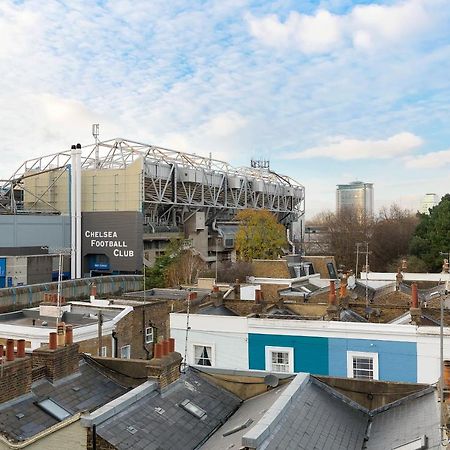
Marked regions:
[94,368,241,450]
[0,357,128,443]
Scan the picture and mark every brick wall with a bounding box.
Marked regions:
[147,352,183,389]
[0,357,32,403]
[32,343,80,383]
[78,336,113,358]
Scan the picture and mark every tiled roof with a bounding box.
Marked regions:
[242,374,440,450]
[95,369,241,450]
[0,359,128,442]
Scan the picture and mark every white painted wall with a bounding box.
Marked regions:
[362,271,450,282]
[170,313,450,384]
[170,313,248,370]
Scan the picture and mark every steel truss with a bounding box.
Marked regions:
[0,138,305,227]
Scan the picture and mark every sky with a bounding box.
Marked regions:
[0,0,449,218]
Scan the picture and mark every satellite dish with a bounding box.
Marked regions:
[264,374,279,388]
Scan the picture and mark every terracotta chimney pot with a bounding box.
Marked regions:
[6,339,14,361]
[169,338,175,353]
[65,325,73,345]
[154,342,163,359]
[329,281,337,305]
[17,339,26,358]
[411,283,419,309]
[162,339,170,356]
[49,332,58,350]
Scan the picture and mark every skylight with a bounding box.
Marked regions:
[179,399,207,420]
[37,399,71,421]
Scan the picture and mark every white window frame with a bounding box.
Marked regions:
[145,327,154,344]
[192,343,215,367]
[101,346,107,357]
[120,344,131,359]
[265,346,294,374]
[347,351,379,380]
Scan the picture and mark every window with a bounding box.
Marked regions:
[120,345,131,359]
[101,346,107,357]
[145,327,154,344]
[347,351,379,380]
[265,346,294,373]
[37,399,71,421]
[193,345,213,366]
[179,399,207,419]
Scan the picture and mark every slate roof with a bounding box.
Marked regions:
[198,304,238,316]
[0,359,128,443]
[242,374,440,450]
[95,369,241,450]
[262,380,368,450]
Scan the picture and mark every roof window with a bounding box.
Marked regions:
[36,399,71,421]
[179,399,207,420]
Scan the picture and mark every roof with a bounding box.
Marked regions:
[241,373,440,450]
[95,369,241,450]
[198,305,238,316]
[0,358,128,443]
[200,384,289,450]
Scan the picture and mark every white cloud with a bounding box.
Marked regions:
[247,0,437,54]
[284,132,423,160]
[247,9,343,54]
[405,149,450,169]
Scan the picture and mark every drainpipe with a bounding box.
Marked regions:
[112,331,118,358]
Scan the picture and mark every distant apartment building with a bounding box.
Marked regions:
[336,181,373,217]
[419,193,439,214]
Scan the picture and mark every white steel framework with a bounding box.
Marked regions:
[0,138,304,229]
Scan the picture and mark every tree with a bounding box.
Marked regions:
[409,194,450,271]
[235,209,287,261]
[144,239,202,289]
[308,204,418,272]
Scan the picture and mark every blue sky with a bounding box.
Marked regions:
[0,0,449,217]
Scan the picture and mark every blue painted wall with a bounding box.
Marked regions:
[248,333,329,375]
[248,333,417,382]
[328,338,417,382]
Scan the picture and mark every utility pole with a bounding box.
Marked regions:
[355,242,362,279]
[97,310,103,356]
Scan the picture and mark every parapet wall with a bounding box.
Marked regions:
[0,275,143,313]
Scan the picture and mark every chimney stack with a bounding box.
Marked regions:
[32,332,80,383]
[147,338,183,390]
[410,283,421,325]
[0,339,32,404]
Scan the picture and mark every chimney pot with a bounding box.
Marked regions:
[154,342,163,359]
[0,344,3,359]
[255,289,262,304]
[169,338,175,353]
[162,339,170,356]
[49,332,57,350]
[17,339,26,358]
[213,285,219,293]
[65,325,73,345]
[329,281,337,305]
[57,323,65,346]
[6,339,15,361]
[90,284,97,301]
[411,283,419,309]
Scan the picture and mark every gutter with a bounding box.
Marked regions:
[0,413,82,448]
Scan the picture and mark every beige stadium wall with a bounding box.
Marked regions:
[81,158,142,212]
[23,158,143,213]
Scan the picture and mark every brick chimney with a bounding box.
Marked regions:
[326,280,339,320]
[32,330,80,383]
[0,339,33,404]
[234,279,241,297]
[252,289,263,314]
[410,283,421,325]
[147,338,183,390]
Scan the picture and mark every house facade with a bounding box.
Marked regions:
[170,313,447,384]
